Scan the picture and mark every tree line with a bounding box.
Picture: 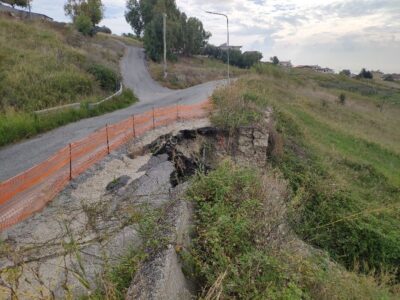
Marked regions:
[202,44,262,69]
[125,0,211,61]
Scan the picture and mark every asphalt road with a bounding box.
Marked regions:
[0,46,225,182]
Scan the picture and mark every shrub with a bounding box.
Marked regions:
[87,64,119,92]
[74,14,93,36]
[339,93,346,105]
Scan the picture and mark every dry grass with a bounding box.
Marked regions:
[148,56,247,89]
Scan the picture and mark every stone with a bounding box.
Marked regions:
[106,175,131,192]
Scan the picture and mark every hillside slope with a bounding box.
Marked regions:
[0,15,140,146]
[203,64,400,298]
[148,56,247,89]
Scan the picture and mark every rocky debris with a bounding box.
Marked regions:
[105,175,131,192]
[126,185,194,300]
[126,118,272,300]
[0,151,175,299]
[0,115,272,299]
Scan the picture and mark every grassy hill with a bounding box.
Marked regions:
[0,15,141,146]
[195,64,400,298]
[148,56,247,89]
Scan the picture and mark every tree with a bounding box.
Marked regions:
[126,0,210,61]
[125,0,144,37]
[270,56,279,65]
[241,51,263,68]
[339,69,351,76]
[64,0,104,27]
[183,17,210,55]
[74,14,92,35]
[358,68,373,79]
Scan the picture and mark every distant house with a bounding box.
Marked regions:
[278,61,293,68]
[319,67,335,74]
[295,65,334,74]
[219,43,242,51]
[0,3,53,21]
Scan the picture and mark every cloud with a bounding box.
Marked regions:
[31,0,400,73]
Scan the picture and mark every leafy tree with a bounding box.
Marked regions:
[126,0,210,61]
[74,14,92,35]
[241,51,263,68]
[125,0,144,37]
[202,45,262,69]
[270,56,279,65]
[358,68,373,79]
[183,17,210,55]
[339,69,351,76]
[64,0,104,27]
[143,15,164,61]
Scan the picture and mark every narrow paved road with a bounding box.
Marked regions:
[0,46,225,182]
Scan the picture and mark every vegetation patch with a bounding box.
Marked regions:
[0,16,139,146]
[0,89,137,147]
[148,56,246,89]
[207,65,400,296]
[184,161,396,299]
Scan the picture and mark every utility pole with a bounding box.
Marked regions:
[206,11,230,85]
[163,13,167,79]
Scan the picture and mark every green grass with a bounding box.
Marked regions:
[184,161,396,299]
[209,64,400,295]
[0,89,137,147]
[0,16,139,147]
[0,16,105,111]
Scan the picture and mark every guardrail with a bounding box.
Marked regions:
[0,100,211,231]
[34,83,124,115]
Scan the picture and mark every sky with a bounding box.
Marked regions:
[29,0,400,73]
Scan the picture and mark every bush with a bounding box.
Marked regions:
[339,93,346,105]
[359,68,373,79]
[87,64,119,92]
[74,14,93,36]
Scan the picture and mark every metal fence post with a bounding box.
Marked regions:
[132,115,136,138]
[69,143,72,180]
[152,107,155,130]
[106,124,110,154]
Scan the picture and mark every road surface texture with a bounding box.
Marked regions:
[0,46,225,181]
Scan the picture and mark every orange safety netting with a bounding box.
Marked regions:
[0,100,211,230]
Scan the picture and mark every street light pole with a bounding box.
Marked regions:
[206,11,230,84]
[163,13,167,78]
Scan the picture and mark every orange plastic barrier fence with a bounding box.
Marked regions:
[0,100,211,231]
